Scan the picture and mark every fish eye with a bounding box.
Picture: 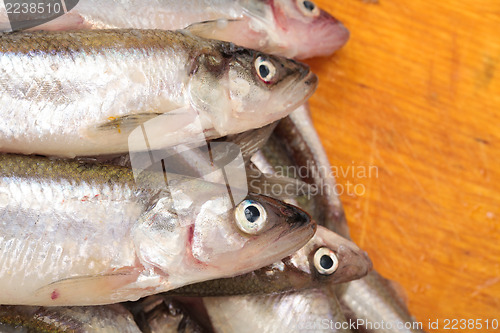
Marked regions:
[235,199,268,235]
[255,56,276,84]
[313,247,339,275]
[297,0,320,17]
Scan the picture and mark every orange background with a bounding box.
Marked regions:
[307,0,500,331]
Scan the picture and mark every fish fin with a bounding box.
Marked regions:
[186,19,275,55]
[185,19,249,41]
[88,113,164,137]
[83,105,210,152]
[35,267,142,305]
[29,12,89,31]
[219,122,278,162]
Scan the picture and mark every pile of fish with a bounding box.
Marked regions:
[0,1,424,332]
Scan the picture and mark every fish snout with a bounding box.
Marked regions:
[245,193,315,231]
[309,19,350,58]
[336,245,373,282]
[277,59,317,101]
[293,12,350,59]
[281,204,315,231]
[292,59,312,81]
[361,249,374,273]
[303,72,318,87]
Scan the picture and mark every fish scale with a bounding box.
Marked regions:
[0,30,185,122]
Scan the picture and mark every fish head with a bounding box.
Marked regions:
[188,45,317,136]
[189,42,318,137]
[134,183,316,288]
[241,0,350,59]
[227,50,319,129]
[186,194,316,281]
[286,226,372,286]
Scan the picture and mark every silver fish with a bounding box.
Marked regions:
[77,126,369,296]
[0,29,317,157]
[338,271,425,333]
[0,304,141,332]
[0,154,315,305]
[204,287,351,333]
[0,0,349,59]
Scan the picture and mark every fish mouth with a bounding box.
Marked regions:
[324,21,350,53]
[279,71,318,110]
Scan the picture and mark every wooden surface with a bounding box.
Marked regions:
[306,0,500,331]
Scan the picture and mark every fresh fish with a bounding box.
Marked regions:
[0,154,315,305]
[167,226,371,296]
[0,303,141,332]
[273,105,424,332]
[204,287,351,333]
[126,295,207,333]
[0,29,317,157]
[337,271,425,333]
[0,0,350,59]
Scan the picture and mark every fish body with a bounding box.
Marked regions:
[204,287,351,333]
[0,154,315,305]
[0,0,349,59]
[0,29,316,157]
[338,271,425,333]
[0,304,141,332]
